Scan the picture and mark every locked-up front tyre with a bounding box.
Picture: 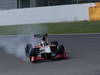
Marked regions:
[25,44,32,57]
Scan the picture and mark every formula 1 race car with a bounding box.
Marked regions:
[25,41,69,63]
[25,35,69,63]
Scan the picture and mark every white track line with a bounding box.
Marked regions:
[49,33,100,35]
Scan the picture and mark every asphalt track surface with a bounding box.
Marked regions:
[0,34,100,75]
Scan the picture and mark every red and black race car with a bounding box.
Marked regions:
[25,35,69,63]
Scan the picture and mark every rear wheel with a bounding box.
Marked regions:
[58,45,65,54]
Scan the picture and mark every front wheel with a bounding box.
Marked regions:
[25,44,32,57]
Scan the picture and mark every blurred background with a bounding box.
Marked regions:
[0,0,100,10]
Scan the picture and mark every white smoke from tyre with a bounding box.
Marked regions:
[0,24,47,61]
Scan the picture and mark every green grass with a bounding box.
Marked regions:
[0,24,47,35]
[46,21,100,34]
[0,21,100,35]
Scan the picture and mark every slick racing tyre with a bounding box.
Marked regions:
[25,44,32,57]
[58,45,65,54]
